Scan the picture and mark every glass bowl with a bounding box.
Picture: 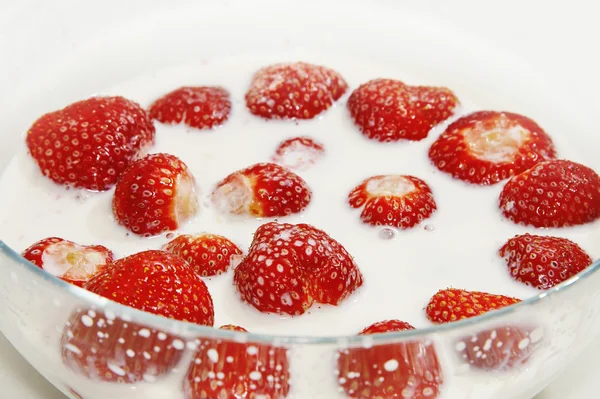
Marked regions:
[1,1,599,399]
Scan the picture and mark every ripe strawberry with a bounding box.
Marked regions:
[149,86,231,130]
[21,237,113,287]
[112,153,199,236]
[337,320,443,399]
[347,79,458,142]
[272,136,325,170]
[429,111,556,185]
[85,250,214,324]
[499,233,592,289]
[61,309,184,383]
[219,324,248,332]
[234,222,363,315]
[499,160,600,228]
[426,289,534,370]
[162,233,243,277]
[348,175,436,229]
[184,326,290,399]
[212,163,311,218]
[26,96,155,191]
[245,62,348,120]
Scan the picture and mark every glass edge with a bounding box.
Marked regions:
[1,239,598,346]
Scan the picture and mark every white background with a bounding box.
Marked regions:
[0,1,599,398]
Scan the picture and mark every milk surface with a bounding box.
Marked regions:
[0,53,599,399]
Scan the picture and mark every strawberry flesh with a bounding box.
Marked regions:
[429,111,556,185]
[21,237,113,287]
[499,160,600,228]
[212,163,311,218]
[112,153,199,236]
[337,320,443,399]
[348,175,436,229]
[26,96,155,191]
[499,233,592,289]
[163,233,243,277]
[347,79,458,142]
[272,136,325,170]
[149,86,231,129]
[234,222,363,316]
[245,62,348,120]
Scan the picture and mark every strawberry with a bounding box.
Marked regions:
[272,136,325,170]
[61,309,184,383]
[219,324,248,332]
[499,160,600,228]
[112,153,199,236]
[212,163,312,218]
[426,289,534,370]
[347,79,458,142]
[85,250,214,324]
[183,325,290,399]
[149,86,231,130]
[26,96,155,191]
[499,233,592,289]
[337,320,443,399]
[21,237,113,287]
[348,175,436,229]
[245,62,348,120]
[234,222,363,315]
[162,233,243,277]
[429,111,556,185]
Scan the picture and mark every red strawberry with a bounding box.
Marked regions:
[347,79,458,142]
[499,160,600,228]
[183,326,290,399]
[348,175,436,229]
[21,237,113,287]
[112,153,199,236]
[429,111,556,185]
[245,62,348,120]
[426,289,534,370]
[499,234,592,289]
[337,320,443,399]
[212,163,311,218]
[234,222,363,315]
[219,324,248,332]
[272,136,325,170]
[85,250,214,324]
[149,86,231,130]
[61,309,184,383]
[162,233,243,277]
[26,96,155,191]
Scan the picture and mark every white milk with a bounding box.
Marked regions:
[0,52,599,399]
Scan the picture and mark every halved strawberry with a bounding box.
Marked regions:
[212,163,311,218]
[429,111,556,185]
[348,175,436,229]
[272,136,325,170]
[149,86,231,130]
[26,96,155,191]
[218,324,248,332]
[61,309,184,383]
[85,250,214,324]
[347,79,458,142]
[21,237,113,287]
[162,233,243,277]
[112,153,199,236]
[337,320,443,399]
[499,160,600,228]
[183,326,290,399]
[499,234,592,289]
[245,62,348,120]
[234,222,363,315]
[426,289,534,370]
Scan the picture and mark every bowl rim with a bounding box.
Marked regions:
[2,239,598,345]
